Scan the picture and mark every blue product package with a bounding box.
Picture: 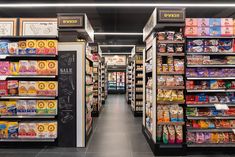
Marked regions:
[7,122,18,138]
[209,18,221,27]
[0,41,9,54]
[209,27,221,36]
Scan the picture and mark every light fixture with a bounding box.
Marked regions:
[1,3,235,8]
[94,32,143,36]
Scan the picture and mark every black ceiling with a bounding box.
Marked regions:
[0,0,235,47]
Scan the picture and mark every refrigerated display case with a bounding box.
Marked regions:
[108,72,126,94]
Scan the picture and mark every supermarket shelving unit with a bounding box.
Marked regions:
[101,58,107,104]
[126,59,132,104]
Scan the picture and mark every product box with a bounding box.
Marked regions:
[198,18,209,27]
[18,41,27,55]
[0,61,10,75]
[18,122,28,138]
[6,101,17,115]
[27,81,37,96]
[186,18,198,27]
[0,81,7,96]
[36,40,46,55]
[7,122,18,138]
[185,27,198,36]
[47,122,57,138]
[209,18,221,27]
[46,40,57,55]
[27,123,37,137]
[221,18,233,27]
[221,27,233,36]
[36,122,47,138]
[36,100,47,114]
[16,100,27,115]
[47,81,58,96]
[37,61,47,75]
[19,60,29,75]
[26,40,36,55]
[0,101,7,115]
[0,121,7,138]
[36,81,47,96]
[209,27,221,36]
[27,100,36,115]
[19,81,28,96]
[10,62,19,76]
[47,100,57,115]
[0,41,9,54]
[7,80,18,96]
[198,27,209,36]
[28,61,37,75]
[47,60,58,75]
[8,42,18,55]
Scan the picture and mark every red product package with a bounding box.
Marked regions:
[0,81,7,96]
[0,61,10,75]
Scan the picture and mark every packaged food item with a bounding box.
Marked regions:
[163,125,169,144]
[0,81,7,96]
[27,81,37,96]
[8,42,18,55]
[210,18,221,27]
[18,122,28,138]
[170,105,178,122]
[36,81,47,96]
[158,44,166,53]
[157,125,163,141]
[185,27,198,36]
[167,44,174,53]
[28,61,37,75]
[174,59,184,72]
[198,18,209,27]
[0,41,9,54]
[36,100,47,114]
[47,60,58,75]
[204,46,218,53]
[158,32,166,41]
[221,18,233,27]
[166,31,175,41]
[36,123,47,138]
[7,122,18,138]
[168,126,175,144]
[210,27,221,36]
[27,123,37,137]
[7,80,18,96]
[10,62,19,75]
[210,80,219,89]
[37,61,47,75]
[16,100,27,115]
[0,61,10,75]
[0,121,7,138]
[47,122,57,138]
[18,41,27,55]
[187,46,203,53]
[47,81,57,96]
[186,18,198,27]
[174,76,184,86]
[26,40,36,55]
[187,132,196,144]
[19,81,28,96]
[0,101,6,115]
[178,107,184,122]
[221,27,233,36]
[36,40,46,54]
[27,100,36,115]
[174,32,183,41]
[19,60,29,75]
[47,100,57,115]
[198,27,209,36]
[46,40,57,55]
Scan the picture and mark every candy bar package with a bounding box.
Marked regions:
[198,27,209,36]
[187,39,204,46]
[221,27,233,36]
[0,61,10,75]
[185,27,198,36]
[221,18,233,27]
[209,18,221,27]
[204,39,218,46]
[174,32,183,41]
[209,27,221,36]
[8,42,18,55]
[0,41,9,54]
[186,18,198,27]
[198,18,209,27]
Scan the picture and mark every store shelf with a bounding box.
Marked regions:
[158,72,184,75]
[157,53,185,57]
[187,77,235,80]
[187,128,235,133]
[0,54,57,59]
[0,35,58,39]
[187,103,235,107]
[187,65,235,68]
[186,36,235,39]
[187,143,235,147]
[158,86,185,90]
[0,115,56,119]
[0,138,56,142]
[187,52,235,55]
[158,143,184,148]
[157,100,185,104]
[0,96,56,99]
[187,89,235,93]
[0,75,56,80]
[157,40,185,44]
[157,122,185,125]
[187,116,235,120]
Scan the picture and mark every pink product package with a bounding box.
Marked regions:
[185,27,198,36]
[198,27,210,36]
[221,27,233,36]
[0,61,9,75]
[221,18,233,27]
[186,18,198,27]
[198,18,209,27]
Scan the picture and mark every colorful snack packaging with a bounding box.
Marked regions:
[47,60,58,75]
[221,18,233,27]
[37,61,47,75]
[18,122,28,138]
[16,100,27,115]
[10,62,19,75]
[47,81,58,96]
[0,81,7,96]
[28,61,37,75]
[8,42,18,55]
[18,41,27,55]
[209,27,221,36]
[7,80,18,96]
[27,123,37,137]
[36,100,47,114]
[46,40,57,55]
[47,122,57,138]
[19,60,29,75]
[6,101,17,115]
[0,121,7,138]
[27,81,37,96]
[27,100,36,115]
[185,27,198,36]
[36,81,47,96]
[186,18,198,27]
[221,27,233,36]
[26,40,36,55]
[7,122,18,138]
[163,125,169,144]
[47,100,57,115]
[0,101,7,115]
[36,40,46,54]
[198,18,209,27]
[0,61,10,75]
[19,81,28,96]
[36,123,47,138]
[168,126,175,144]
[0,41,9,54]
[209,18,221,27]
[198,27,209,36]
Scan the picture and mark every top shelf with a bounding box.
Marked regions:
[186,36,235,39]
[0,36,58,40]
[157,40,185,44]
[0,54,57,59]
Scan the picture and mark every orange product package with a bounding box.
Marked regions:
[27,81,37,96]
[47,60,58,75]
[19,81,28,96]
[47,81,58,96]
[46,40,57,55]
[36,40,47,55]
[37,61,47,75]
[36,81,47,96]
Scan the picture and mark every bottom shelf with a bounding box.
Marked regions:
[132,110,143,117]
[0,138,55,142]
[187,143,235,147]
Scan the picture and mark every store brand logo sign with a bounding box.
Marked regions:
[58,16,84,28]
[158,8,185,22]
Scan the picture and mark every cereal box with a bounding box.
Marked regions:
[18,41,27,55]
[198,27,209,36]
[36,123,47,138]
[8,42,18,55]
[19,60,29,75]
[185,18,198,27]
[7,80,18,96]
[0,101,7,115]
[27,123,37,137]
[47,100,57,115]
[10,62,19,76]
[47,82,58,96]
[0,41,9,54]
[221,18,233,27]
[198,18,209,27]
[36,40,46,54]
[0,121,7,138]
[47,122,57,138]
[26,40,36,55]
[28,81,37,96]
[0,81,7,96]
[7,122,18,138]
[46,40,57,55]
[209,18,221,27]
[0,61,10,75]
[47,60,58,75]
[37,61,47,75]
[6,101,17,115]
[209,27,221,36]
[221,27,233,36]
[36,81,47,96]
[19,81,28,96]
[27,100,36,115]
[16,100,27,115]
[28,61,37,75]
[18,122,28,138]
[36,100,47,114]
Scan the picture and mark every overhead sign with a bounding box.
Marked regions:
[58,15,84,28]
[158,8,185,23]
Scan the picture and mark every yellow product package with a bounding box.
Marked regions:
[37,61,47,75]
[46,40,57,55]
[19,81,28,96]
[6,101,17,115]
[47,81,58,96]
[36,40,47,55]
[47,100,57,115]
[0,101,7,115]
[36,81,47,96]
[47,122,57,138]
[10,62,19,76]
[47,60,58,75]
[36,100,47,114]
[28,81,37,96]
[0,121,7,138]
[36,122,47,138]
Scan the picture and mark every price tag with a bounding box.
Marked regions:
[214,104,229,110]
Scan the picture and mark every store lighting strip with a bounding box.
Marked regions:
[94,32,143,36]
[1,3,235,8]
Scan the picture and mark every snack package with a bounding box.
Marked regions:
[18,41,27,55]
[163,125,169,144]
[27,123,37,138]
[6,101,17,115]
[27,81,37,96]
[185,27,198,36]
[36,123,47,138]
[0,41,9,54]
[36,40,46,54]
[187,132,196,144]
[10,62,19,75]
[158,44,166,53]
[187,46,203,53]
[28,61,37,75]
[187,39,204,46]
[7,80,18,96]
[166,31,175,41]
[47,100,57,115]
[196,132,205,144]
[198,27,209,36]
[209,18,221,27]
[0,101,7,115]
[47,60,58,75]
[221,18,233,27]
[157,125,163,141]
[27,100,36,115]
[19,81,28,96]
[186,18,198,27]
[178,107,184,122]
[8,42,18,55]
[167,44,174,53]
[198,18,209,27]
[7,122,18,138]
[36,81,47,96]
[19,60,29,75]
[0,81,7,96]
[158,32,166,41]
[221,27,233,36]
[18,123,28,138]
[168,126,175,144]
[26,40,36,55]
[16,100,27,115]
[174,32,183,41]
[0,61,10,75]
[170,105,178,122]
[36,100,47,114]
[37,61,47,75]
[46,40,57,55]
[204,46,218,53]
[209,27,221,36]
[47,122,57,138]
[204,39,219,46]
[0,121,7,138]
[47,81,58,96]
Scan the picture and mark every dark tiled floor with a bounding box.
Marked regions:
[0,95,234,157]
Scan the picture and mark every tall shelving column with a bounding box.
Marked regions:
[101,58,106,105]
[126,59,132,104]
